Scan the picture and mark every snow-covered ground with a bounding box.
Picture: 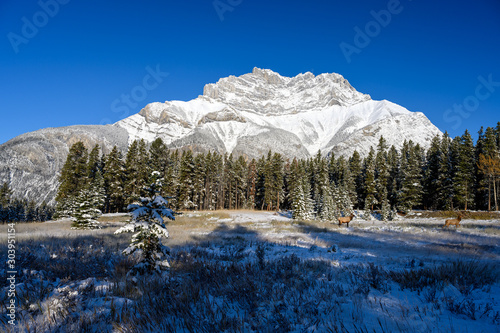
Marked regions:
[1,211,499,332]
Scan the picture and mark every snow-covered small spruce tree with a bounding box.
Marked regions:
[71,186,103,229]
[380,187,391,221]
[115,171,175,274]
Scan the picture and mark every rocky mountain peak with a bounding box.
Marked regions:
[202,68,371,115]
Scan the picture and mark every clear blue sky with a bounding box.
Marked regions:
[1,0,499,144]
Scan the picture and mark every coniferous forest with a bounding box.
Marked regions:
[0,182,54,223]
[52,123,500,220]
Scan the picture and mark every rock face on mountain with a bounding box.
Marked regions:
[0,68,442,204]
[0,125,129,205]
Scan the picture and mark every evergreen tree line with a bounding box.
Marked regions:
[0,182,54,223]
[55,124,500,220]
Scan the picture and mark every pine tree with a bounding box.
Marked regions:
[363,147,378,216]
[234,156,248,209]
[262,151,275,210]
[192,153,206,209]
[271,152,284,211]
[380,187,391,221]
[387,145,400,208]
[149,138,169,176]
[163,149,180,209]
[423,135,442,209]
[203,151,218,210]
[478,153,500,211]
[336,156,357,209]
[115,171,176,274]
[317,157,337,221]
[349,150,363,209]
[302,169,315,219]
[452,131,475,210]
[0,182,12,207]
[255,156,266,210]
[91,170,106,211]
[87,144,101,180]
[55,142,88,217]
[246,158,258,209]
[437,133,454,210]
[178,150,196,209]
[289,159,314,220]
[124,140,150,204]
[375,136,390,209]
[337,184,353,217]
[223,153,236,209]
[104,146,125,213]
[397,141,423,212]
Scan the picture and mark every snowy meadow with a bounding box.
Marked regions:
[1,211,499,332]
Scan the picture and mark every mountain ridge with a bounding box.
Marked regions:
[0,68,442,204]
[116,68,440,157]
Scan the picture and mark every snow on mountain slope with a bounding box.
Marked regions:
[117,68,441,158]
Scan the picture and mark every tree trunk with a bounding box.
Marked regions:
[488,180,491,211]
[464,183,468,211]
[494,176,498,211]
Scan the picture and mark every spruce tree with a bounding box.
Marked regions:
[70,179,105,230]
[115,171,176,274]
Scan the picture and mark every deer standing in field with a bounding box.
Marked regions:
[444,214,462,228]
[338,213,355,227]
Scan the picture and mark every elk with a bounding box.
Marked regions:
[444,214,462,228]
[338,213,355,227]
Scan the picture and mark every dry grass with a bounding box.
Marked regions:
[410,210,500,220]
[1,211,500,332]
[97,214,130,223]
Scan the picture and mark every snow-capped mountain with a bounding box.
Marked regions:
[0,68,441,204]
[117,67,440,158]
